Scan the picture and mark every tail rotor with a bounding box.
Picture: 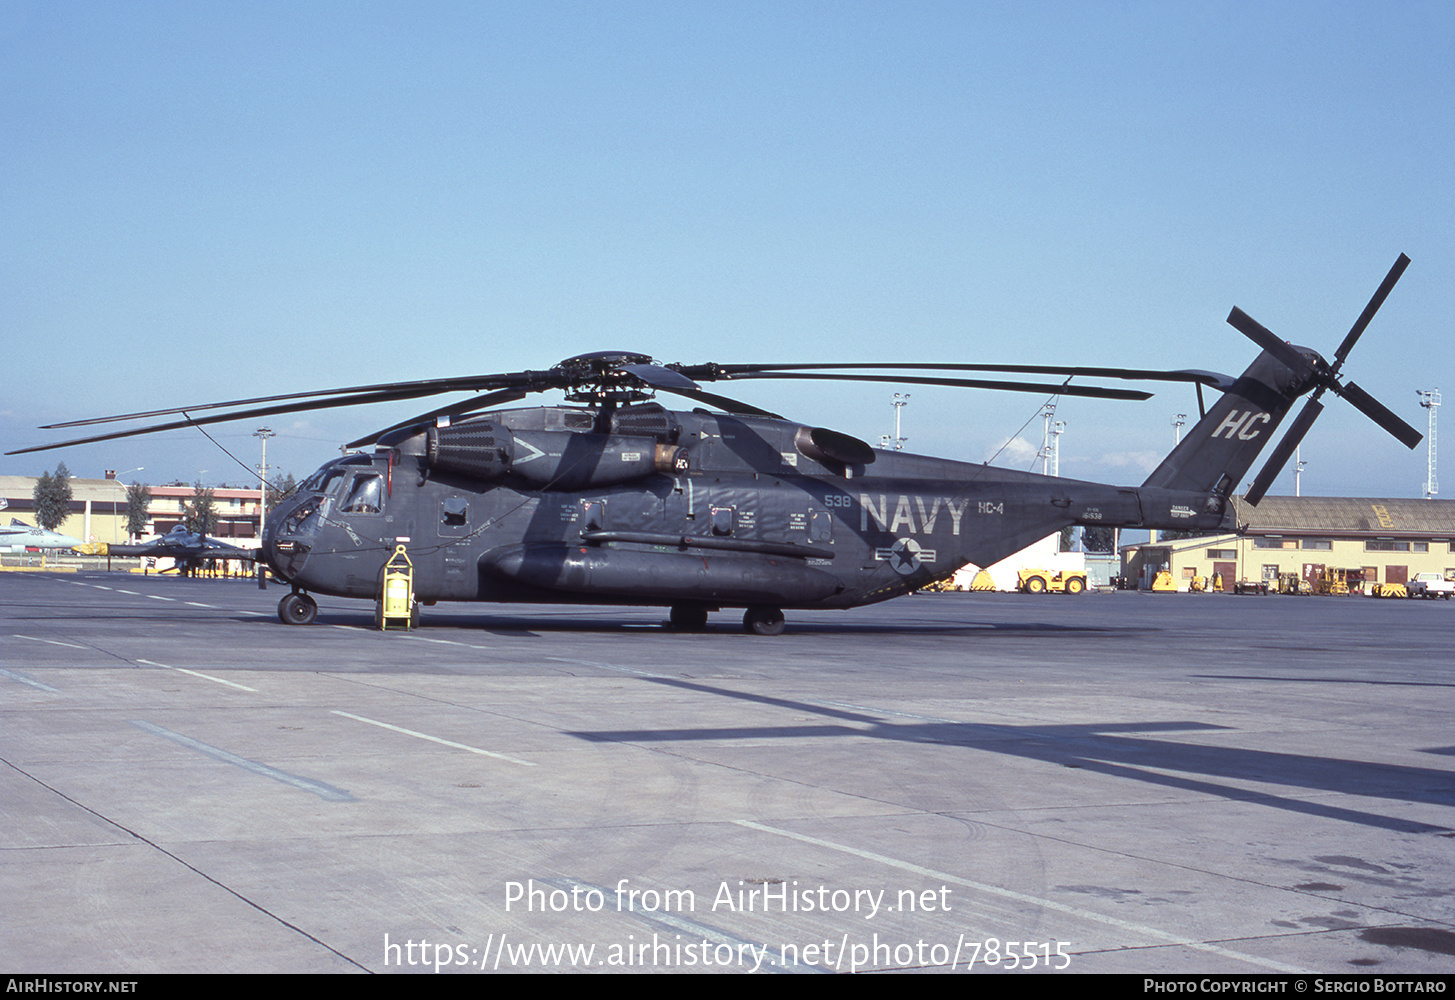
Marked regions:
[1229,254,1422,505]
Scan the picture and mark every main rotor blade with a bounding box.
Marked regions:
[678,362,1232,388]
[1225,308,1317,376]
[8,386,456,456]
[1333,253,1410,369]
[345,389,532,450]
[619,363,700,391]
[1244,397,1324,506]
[657,386,784,418]
[1337,381,1424,449]
[730,371,1152,400]
[39,371,551,429]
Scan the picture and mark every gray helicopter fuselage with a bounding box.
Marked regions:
[262,404,1230,612]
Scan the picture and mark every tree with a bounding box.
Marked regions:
[125,482,152,540]
[33,462,73,531]
[265,472,297,511]
[183,481,217,536]
[1058,525,1077,552]
[1083,526,1116,553]
[1160,528,1217,541]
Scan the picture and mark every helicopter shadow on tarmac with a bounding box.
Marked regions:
[565,677,1455,836]
[322,607,1154,639]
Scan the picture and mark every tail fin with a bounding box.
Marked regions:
[1141,349,1312,496]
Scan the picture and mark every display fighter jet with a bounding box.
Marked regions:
[0,518,84,553]
[107,525,258,576]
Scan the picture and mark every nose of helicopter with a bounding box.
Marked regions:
[262,493,319,582]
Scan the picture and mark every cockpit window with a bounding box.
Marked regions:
[341,474,383,514]
[301,455,374,494]
[281,497,321,534]
[302,468,348,495]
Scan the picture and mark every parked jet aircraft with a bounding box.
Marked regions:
[107,526,258,576]
[0,518,84,553]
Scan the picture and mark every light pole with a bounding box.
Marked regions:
[880,393,910,451]
[1038,403,1058,474]
[254,427,275,542]
[112,467,143,543]
[1417,389,1439,499]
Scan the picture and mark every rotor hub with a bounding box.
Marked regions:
[554,351,659,404]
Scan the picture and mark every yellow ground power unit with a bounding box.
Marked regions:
[378,544,418,630]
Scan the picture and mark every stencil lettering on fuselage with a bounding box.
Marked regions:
[860,495,970,535]
[1211,409,1270,440]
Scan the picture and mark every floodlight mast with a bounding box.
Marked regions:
[254,427,275,544]
[1418,389,1439,499]
[880,392,910,451]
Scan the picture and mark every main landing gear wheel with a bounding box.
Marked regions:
[669,604,709,632]
[278,592,318,625]
[743,605,785,636]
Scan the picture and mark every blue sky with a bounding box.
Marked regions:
[3,1,1450,497]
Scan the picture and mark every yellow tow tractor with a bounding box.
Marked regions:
[1017,568,1088,594]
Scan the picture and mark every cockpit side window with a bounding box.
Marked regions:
[341,474,383,514]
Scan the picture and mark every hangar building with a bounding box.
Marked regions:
[0,473,262,549]
[1121,496,1455,591]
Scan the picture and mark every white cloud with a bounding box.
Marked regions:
[1095,451,1163,473]
[984,435,1039,466]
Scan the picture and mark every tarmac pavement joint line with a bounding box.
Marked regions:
[0,754,368,973]
[733,819,1312,974]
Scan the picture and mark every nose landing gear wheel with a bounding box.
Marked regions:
[278,592,318,625]
[743,605,785,636]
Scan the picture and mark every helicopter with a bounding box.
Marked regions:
[10,256,1421,635]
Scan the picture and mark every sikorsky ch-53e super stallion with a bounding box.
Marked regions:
[11,256,1422,634]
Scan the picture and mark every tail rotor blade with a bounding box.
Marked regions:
[1338,381,1424,449]
[1226,308,1316,376]
[1333,253,1410,368]
[1244,397,1324,505]
[1228,255,1419,472]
